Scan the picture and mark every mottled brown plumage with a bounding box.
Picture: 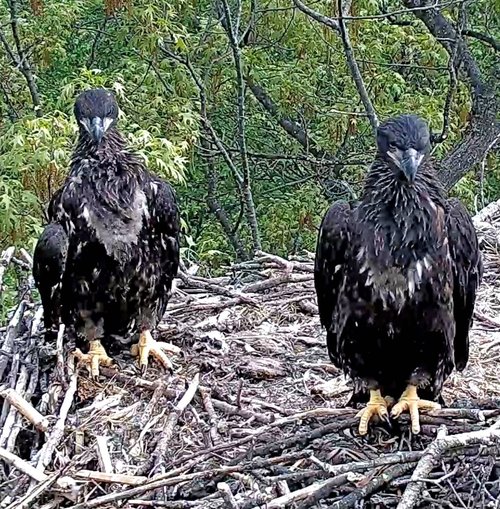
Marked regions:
[314,115,482,434]
[33,89,180,376]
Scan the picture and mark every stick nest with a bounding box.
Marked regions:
[1,201,500,509]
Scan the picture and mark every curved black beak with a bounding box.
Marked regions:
[90,117,105,145]
[400,148,421,183]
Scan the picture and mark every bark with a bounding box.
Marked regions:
[403,0,499,190]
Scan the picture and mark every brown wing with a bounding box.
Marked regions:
[314,200,352,365]
[446,198,482,371]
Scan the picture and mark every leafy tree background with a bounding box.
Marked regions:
[0,0,498,274]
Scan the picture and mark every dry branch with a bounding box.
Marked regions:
[398,423,500,508]
[74,470,147,485]
[148,372,200,471]
[0,247,15,291]
[3,200,500,508]
[0,446,47,482]
[35,356,77,472]
[0,388,49,432]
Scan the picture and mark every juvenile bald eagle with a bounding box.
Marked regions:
[315,115,482,435]
[33,88,180,376]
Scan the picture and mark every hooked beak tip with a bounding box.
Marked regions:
[90,117,105,145]
[400,149,421,184]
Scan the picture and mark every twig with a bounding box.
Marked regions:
[219,0,261,253]
[66,453,309,508]
[310,450,424,476]
[150,372,200,470]
[218,481,239,508]
[331,463,415,509]
[178,271,258,305]
[0,388,49,432]
[95,435,113,474]
[2,0,42,115]
[35,355,77,472]
[0,300,26,382]
[337,0,378,131]
[200,386,221,445]
[242,274,312,293]
[0,446,47,482]
[397,423,500,508]
[212,398,273,424]
[74,470,147,485]
[262,473,351,508]
[254,251,314,273]
[0,247,15,291]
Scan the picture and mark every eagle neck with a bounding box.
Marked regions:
[71,128,145,182]
[358,158,447,268]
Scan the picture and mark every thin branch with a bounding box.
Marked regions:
[149,373,200,471]
[159,46,245,188]
[337,0,378,132]
[293,0,378,132]
[462,29,499,52]
[86,16,108,68]
[159,45,250,258]
[246,77,336,162]
[433,3,463,144]
[219,0,261,253]
[294,0,467,22]
[3,0,42,115]
[292,0,339,31]
[404,0,499,189]
[397,423,500,508]
[202,138,249,260]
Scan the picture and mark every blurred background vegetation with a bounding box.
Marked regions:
[0,0,498,275]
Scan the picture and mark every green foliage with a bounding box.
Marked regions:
[0,0,498,264]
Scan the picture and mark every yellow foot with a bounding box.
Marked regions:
[131,330,179,373]
[390,385,441,434]
[74,340,114,379]
[356,389,390,436]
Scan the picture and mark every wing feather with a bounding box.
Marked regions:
[446,198,482,371]
[143,176,180,318]
[33,223,68,330]
[314,200,351,365]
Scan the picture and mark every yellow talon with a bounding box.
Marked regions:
[131,330,178,373]
[356,389,390,436]
[390,384,441,434]
[74,340,114,379]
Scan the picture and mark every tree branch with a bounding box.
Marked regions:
[201,137,249,260]
[432,2,465,144]
[404,0,499,190]
[292,0,378,132]
[292,0,339,31]
[397,424,500,508]
[1,0,42,116]
[159,45,244,188]
[462,29,499,52]
[160,44,252,259]
[337,0,379,132]
[246,77,336,162]
[218,0,261,253]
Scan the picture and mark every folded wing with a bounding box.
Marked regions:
[446,197,482,371]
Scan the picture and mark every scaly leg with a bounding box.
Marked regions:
[74,340,114,379]
[390,384,441,434]
[131,330,179,373]
[356,389,390,436]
